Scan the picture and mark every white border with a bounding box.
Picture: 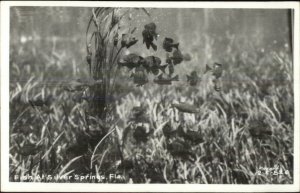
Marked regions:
[1,1,299,192]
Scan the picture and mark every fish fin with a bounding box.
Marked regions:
[174,43,179,50]
[151,43,157,51]
[172,75,179,81]
[204,64,212,73]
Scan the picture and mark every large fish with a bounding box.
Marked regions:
[153,74,179,85]
[118,53,143,70]
[171,102,199,114]
[186,71,201,86]
[142,22,158,51]
[163,37,179,52]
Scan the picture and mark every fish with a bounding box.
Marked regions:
[177,125,204,145]
[163,37,179,52]
[113,33,119,46]
[126,37,138,48]
[64,78,102,92]
[213,78,222,92]
[153,74,179,85]
[186,71,201,86]
[204,63,212,74]
[118,53,143,70]
[29,95,53,107]
[121,34,128,48]
[171,49,184,65]
[204,63,223,79]
[133,125,153,143]
[162,122,177,139]
[166,138,196,162]
[248,119,272,139]
[171,102,199,114]
[130,66,148,87]
[18,143,42,156]
[142,22,158,51]
[212,63,223,79]
[142,56,167,75]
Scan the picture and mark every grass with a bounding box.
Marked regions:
[8,8,293,184]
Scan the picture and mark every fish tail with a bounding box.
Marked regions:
[151,43,157,51]
[172,75,179,81]
[173,43,179,50]
[204,64,212,74]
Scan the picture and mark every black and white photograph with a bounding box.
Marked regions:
[1,1,299,192]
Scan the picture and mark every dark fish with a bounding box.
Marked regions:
[142,56,167,75]
[29,95,53,107]
[204,63,212,74]
[126,37,138,48]
[163,37,179,52]
[187,71,201,86]
[171,49,183,65]
[162,122,177,139]
[142,22,158,51]
[248,119,272,139]
[130,66,148,87]
[113,33,119,46]
[213,78,221,92]
[121,34,128,48]
[86,54,92,65]
[64,79,101,92]
[18,143,42,156]
[118,53,143,70]
[166,138,196,162]
[166,53,175,75]
[171,102,199,114]
[153,74,179,85]
[205,63,223,79]
[177,125,204,145]
[212,63,223,79]
[133,125,152,143]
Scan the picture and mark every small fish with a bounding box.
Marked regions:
[126,37,138,48]
[171,49,183,65]
[113,33,119,46]
[130,66,148,87]
[163,37,179,52]
[142,56,167,75]
[86,54,92,65]
[64,79,89,92]
[248,119,272,139]
[153,74,179,85]
[187,71,201,86]
[204,63,223,79]
[18,143,42,156]
[118,53,143,70]
[204,63,212,74]
[177,125,204,145]
[213,78,221,92]
[162,122,177,139]
[133,125,152,144]
[142,22,158,51]
[29,95,53,107]
[212,63,223,79]
[166,138,196,162]
[121,34,128,48]
[171,102,199,114]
